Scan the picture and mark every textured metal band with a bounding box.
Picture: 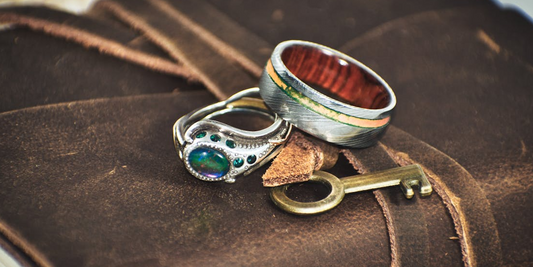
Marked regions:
[259,40,396,148]
[174,88,292,183]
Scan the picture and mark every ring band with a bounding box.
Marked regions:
[259,40,396,148]
[173,88,292,183]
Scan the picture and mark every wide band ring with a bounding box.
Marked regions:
[259,40,396,148]
[173,88,292,183]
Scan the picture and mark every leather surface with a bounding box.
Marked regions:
[97,0,258,99]
[0,7,202,113]
[1,6,168,57]
[0,0,531,266]
[206,0,491,49]
[0,93,390,267]
[340,7,533,266]
[343,146,432,267]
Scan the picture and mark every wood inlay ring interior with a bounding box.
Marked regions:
[281,45,390,109]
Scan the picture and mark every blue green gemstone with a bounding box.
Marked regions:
[188,147,229,178]
[226,140,236,148]
[247,155,257,164]
[210,134,221,142]
[233,158,244,167]
[195,131,207,139]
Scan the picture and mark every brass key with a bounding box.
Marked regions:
[270,164,432,215]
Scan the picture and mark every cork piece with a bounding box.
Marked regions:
[262,131,339,187]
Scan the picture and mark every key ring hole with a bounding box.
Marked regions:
[285,181,332,203]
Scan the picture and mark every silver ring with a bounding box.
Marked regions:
[173,88,292,183]
[259,40,396,148]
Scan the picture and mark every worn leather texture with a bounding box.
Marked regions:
[0,0,532,266]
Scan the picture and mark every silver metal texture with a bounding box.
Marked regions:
[174,88,292,183]
[259,40,397,148]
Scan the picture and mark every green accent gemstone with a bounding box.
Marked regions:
[247,155,257,164]
[210,134,221,142]
[188,147,229,178]
[226,140,236,148]
[233,158,244,168]
[195,131,207,139]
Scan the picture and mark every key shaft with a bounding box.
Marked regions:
[270,164,432,215]
[342,165,431,198]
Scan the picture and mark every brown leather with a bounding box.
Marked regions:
[96,0,257,99]
[0,12,195,80]
[343,146,431,267]
[339,6,533,266]
[0,6,167,56]
[0,1,531,266]
[0,7,203,113]
[381,127,503,267]
[206,0,492,49]
[0,93,391,267]
[141,0,271,77]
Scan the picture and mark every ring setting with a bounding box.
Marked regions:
[174,88,292,183]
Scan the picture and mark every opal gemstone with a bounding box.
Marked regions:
[188,147,230,178]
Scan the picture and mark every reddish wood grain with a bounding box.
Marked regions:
[281,45,390,109]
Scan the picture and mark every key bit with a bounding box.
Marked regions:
[270,164,432,215]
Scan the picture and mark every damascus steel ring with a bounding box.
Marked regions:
[173,88,292,183]
[259,40,396,148]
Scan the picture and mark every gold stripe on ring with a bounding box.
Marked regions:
[266,60,390,128]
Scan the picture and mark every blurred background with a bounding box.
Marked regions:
[0,0,531,21]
